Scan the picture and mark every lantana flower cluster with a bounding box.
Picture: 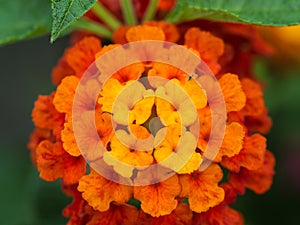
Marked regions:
[28,3,275,224]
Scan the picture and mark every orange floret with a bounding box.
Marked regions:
[53,75,79,116]
[184,28,224,74]
[214,122,245,162]
[143,21,180,43]
[112,25,133,44]
[193,204,244,225]
[32,92,65,138]
[126,25,165,42]
[196,107,245,162]
[222,134,266,172]
[229,150,275,194]
[179,164,225,213]
[51,37,101,85]
[134,174,181,217]
[218,73,246,112]
[36,140,86,184]
[27,128,54,164]
[137,203,193,225]
[65,36,101,76]
[61,108,113,158]
[87,204,139,225]
[78,170,133,212]
[241,78,265,116]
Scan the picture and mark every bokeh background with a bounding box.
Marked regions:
[1,27,300,225]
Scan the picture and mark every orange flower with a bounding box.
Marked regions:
[32,92,65,139]
[195,107,245,162]
[229,150,275,194]
[112,25,133,44]
[193,204,244,225]
[78,170,133,212]
[27,128,53,164]
[87,204,139,225]
[36,140,86,184]
[112,21,179,44]
[53,75,79,116]
[219,73,246,112]
[154,124,201,174]
[137,203,193,225]
[184,28,224,74]
[104,125,154,178]
[134,174,181,217]
[62,184,89,225]
[126,25,165,42]
[51,36,101,85]
[222,134,266,172]
[61,107,113,158]
[143,21,180,43]
[179,164,225,213]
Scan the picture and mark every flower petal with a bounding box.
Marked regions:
[143,21,179,43]
[184,28,224,74]
[36,140,86,184]
[126,25,165,42]
[87,204,139,225]
[144,203,193,225]
[222,134,266,172]
[229,150,275,194]
[134,174,181,217]
[193,204,244,225]
[78,170,133,212]
[53,76,79,115]
[179,164,224,213]
[65,36,101,76]
[214,122,245,162]
[218,73,246,112]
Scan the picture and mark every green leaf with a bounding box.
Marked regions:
[51,0,97,42]
[166,0,300,26]
[0,0,51,46]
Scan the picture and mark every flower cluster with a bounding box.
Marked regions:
[28,0,275,223]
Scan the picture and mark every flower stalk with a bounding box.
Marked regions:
[91,1,122,30]
[120,0,137,25]
[72,18,112,39]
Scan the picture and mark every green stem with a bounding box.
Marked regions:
[142,0,159,22]
[72,18,112,39]
[120,0,137,25]
[91,1,122,30]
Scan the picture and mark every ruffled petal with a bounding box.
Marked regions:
[214,122,245,162]
[53,76,79,115]
[134,174,181,217]
[65,36,101,76]
[179,164,224,213]
[184,28,224,74]
[36,140,86,184]
[143,21,179,43]
[139,203,193,225]
[222,134,266,172]
[193,204,244,225]
[218,73,246,112]
[126,25,165,42]
[78,170,133,212]
[87,204,139,225]
[32,92,64,137]
[229,150,275,194]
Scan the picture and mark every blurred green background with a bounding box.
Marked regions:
[0,33,300,225]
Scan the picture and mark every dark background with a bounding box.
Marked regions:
[0,35,300,225]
